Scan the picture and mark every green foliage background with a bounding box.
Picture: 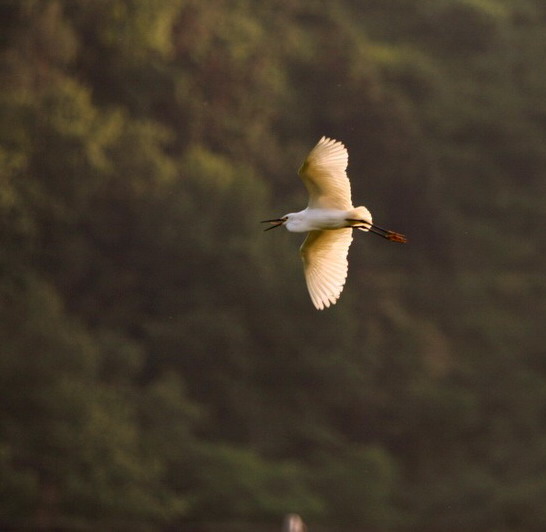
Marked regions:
[1,0,545,529]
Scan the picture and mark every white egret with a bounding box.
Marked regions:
[262,136,406,310]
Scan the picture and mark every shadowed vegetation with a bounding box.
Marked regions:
[1,0,545,529]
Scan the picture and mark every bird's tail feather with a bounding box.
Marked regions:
[349,206,372,231]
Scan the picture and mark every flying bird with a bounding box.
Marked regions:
[262,136,406,310]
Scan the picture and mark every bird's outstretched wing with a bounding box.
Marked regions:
[300,228,353,310]
[298,136,352,210]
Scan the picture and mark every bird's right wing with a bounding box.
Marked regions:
[300,229,353,310]
[298,136,352,210]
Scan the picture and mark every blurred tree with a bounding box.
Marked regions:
[1,0,546,529]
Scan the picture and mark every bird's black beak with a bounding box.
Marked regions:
[260,218,285,231]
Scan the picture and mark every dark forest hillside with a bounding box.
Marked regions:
[1,1,545,529]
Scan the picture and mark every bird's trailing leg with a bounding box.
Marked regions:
[346,219,407,243]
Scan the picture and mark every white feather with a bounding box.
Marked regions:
[300,228,353,310]
[298,136,352,210]
[263,136,406,309]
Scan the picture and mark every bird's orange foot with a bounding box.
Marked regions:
[387,231,407,243]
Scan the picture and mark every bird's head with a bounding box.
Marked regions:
[261,212,308,232]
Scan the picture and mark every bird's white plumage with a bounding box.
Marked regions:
[298,136,352,210]
[263,136,405,309]
[300,228,353,310]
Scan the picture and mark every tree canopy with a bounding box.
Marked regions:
[1,0,545,529]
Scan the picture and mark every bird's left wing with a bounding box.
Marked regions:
[300,228,353,310]
[298,136,352,210]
